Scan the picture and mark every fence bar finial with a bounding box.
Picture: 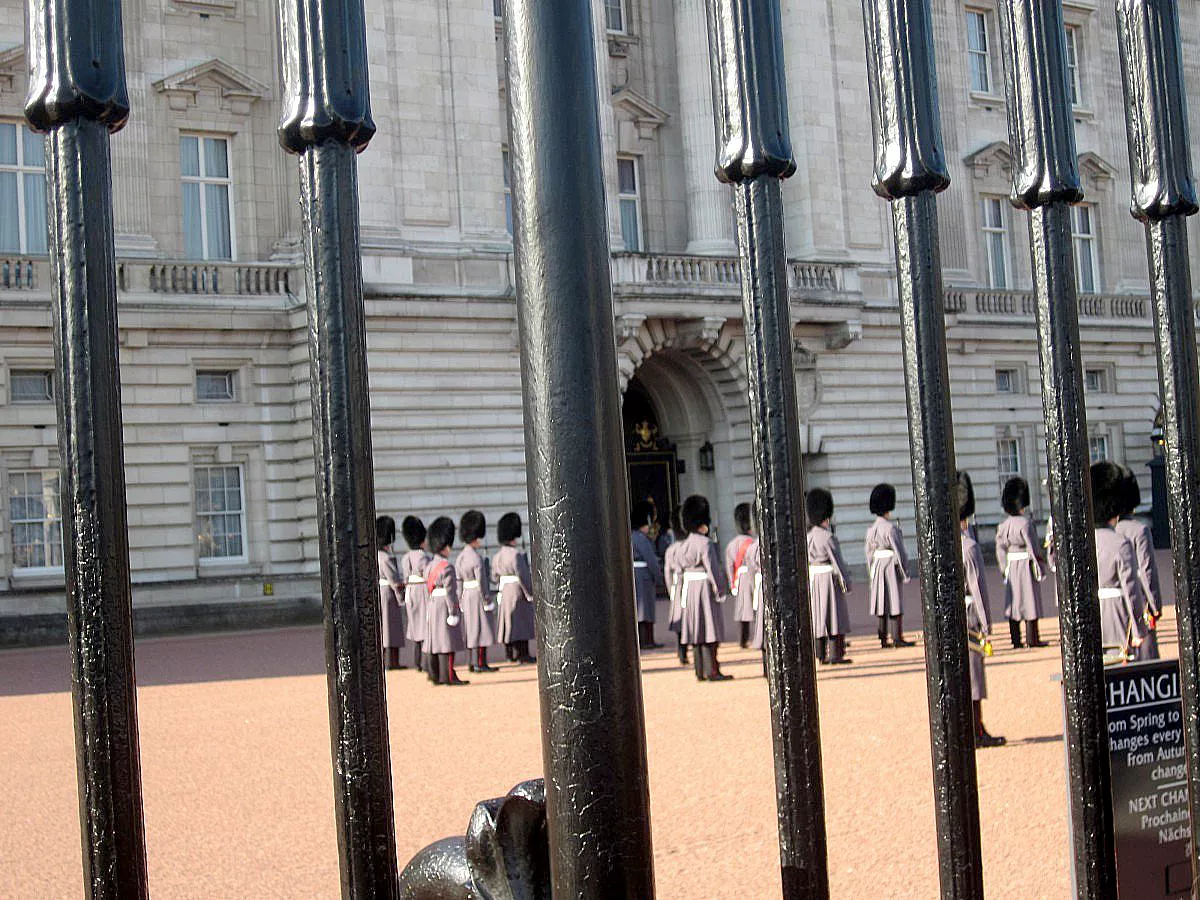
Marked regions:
[1116,0,1200,884]
[861,2,983,897]
[277,0,397,896]
[24,0,147,896]
[997,2,1116,896]
[500,0,656,895]
[704,0,828,896]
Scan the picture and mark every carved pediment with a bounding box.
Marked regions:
[964,141,1014,181]
[153,59,269,115]
[0,45,25,92]
[611,88,669,140]
[1078,151,1117,191]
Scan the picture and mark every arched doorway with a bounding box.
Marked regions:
[622,375,680,536]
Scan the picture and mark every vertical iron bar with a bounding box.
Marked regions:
[1116,0,1200,879]
[705,0,829,895]
[997,2,1115,896]
[25,0,148,895]
[276,0,398,895]
[501,0,656,895]
[861,2,982,895]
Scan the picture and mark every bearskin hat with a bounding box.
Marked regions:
[375,515,395,547]
[734,502,753,535]
[1001,476,1031,517]
[427,516,456,555]
[401,515,426,550]
[498,512,523,544]
[631,499,656,531]
[806,488,834,526]
[1091,461,1125,525]
[459,509,486,544]
[955,471,976,522]
[681,495,711,533]
[1120,467,1141,518]
[869,483,897,517]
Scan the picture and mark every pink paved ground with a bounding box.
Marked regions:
[0,561,1178,898]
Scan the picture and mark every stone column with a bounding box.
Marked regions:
[674,0,736,255]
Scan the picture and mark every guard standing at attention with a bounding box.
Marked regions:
[864,483,913,648]
[995,477,1048,649]
[726,502,756,649]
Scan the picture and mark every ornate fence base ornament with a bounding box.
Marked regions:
[398,780,549,900]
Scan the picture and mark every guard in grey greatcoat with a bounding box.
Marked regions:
[1116,467,1162,661]
[424,517,468,686]
[493,512,536,664]
[376,515,408,670]
[1092,462,1148,665]
[631,499,664,651]
[864,483,913,648]
[663,505,688,666]
[957,472,1005,747]
[400,516,432,674]
[807,489,852,665]
[726,502,756,649]
[457,510,497,674]
[995,477,1048,649]
[677,494,733,682]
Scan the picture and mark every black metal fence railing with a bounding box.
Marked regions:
[25,0,1200,895]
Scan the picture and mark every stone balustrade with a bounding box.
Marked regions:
[611,252,857,301]
[0,257,300,298]
[945,287,1154,322]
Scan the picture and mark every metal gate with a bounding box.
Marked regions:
[24,0,1200,895]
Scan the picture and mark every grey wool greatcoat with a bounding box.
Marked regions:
[493,545,536,644]
[378,549,407,649]
[1116,517,1162,661]
[632,529,662,624]
[864,516,909,617]
[1096,526,1148,661]
[746,540,766,651]
[664,539,684,634]
[424,556,467,655]
[808,525,851,639]
[456,544,496,650]
[726,534,756,624]
[995,515,1045,622]
[961,529,991,701]
[675,532,729,645]
[401,549,432,643]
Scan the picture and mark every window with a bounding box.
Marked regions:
[1084,367,1109,393]
[996,435,1023,493]
[1088,433,1110,464]
[0,122,47,255]
[10,369,53,404]
[981,197,1010,288]
[605,0,625,33]
[617,156,642,252]
[195,465,247,561]
[966,11,992,94]
[1064,26,1082,106]
[1071,205,1098,293]
[995,367,1020,394]
[502,148,513,237]
[180,135,234,261]
[493,0,502,17]
[196,370,237,402]
[10,470,62,571]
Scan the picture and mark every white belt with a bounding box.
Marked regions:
[431,588,448,597]
[407,575,425,585]
[1098,587,1123,600]
[873,549,895,560]
[1008,551,1030,561]
[734,564,748,592]
[965,594,974,606]
[753,572,763,611]
[379,579,391,587]
[463,580,481,590]
[680,570,707,608]
[809,564,835,576]
[499,575,521,587]
[633,561,648,569]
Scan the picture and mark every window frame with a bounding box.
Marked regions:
[194,463,249,565]
[1071,203,1099,293]
[604,0,627,34]
[1064,25,1083,108]
[180,133,237,262]
[0,121,48,256]
[9,468,64,575]
[9,368,54,405]
[996,433,1024,496]
[501,147,513,237]
[980,195,1012,289]
[195,369,238,404]
[1088,431,1110,464]
[1083,365,1113,395]
[994,366,1021,395]
[616,155,644,253]
[965,10,994,96]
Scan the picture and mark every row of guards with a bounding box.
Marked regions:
[25,0,1200,893]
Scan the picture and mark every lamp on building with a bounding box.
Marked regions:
[1151,407,1165,457]
[698,441,715,473]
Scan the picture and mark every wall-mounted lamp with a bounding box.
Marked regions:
[698,441,715,472]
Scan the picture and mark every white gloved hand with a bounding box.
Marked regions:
[446,614,461,627]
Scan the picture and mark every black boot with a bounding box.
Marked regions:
[475,648,497,673]
[1009,620,1024,650]
[706,643,732,681]
[678,638,688,665]
[761,651,768,678]
[816,637,828,665]
[506,642,517,662]
[878,616,890,648]
[426,648,439,683]
[1026,619,1048,648]
[828,635,852,665]
[974,700,1006,748]
[414,641,424,672]
[740,622,751,649]
[891,616,915,647]
[693,644,706,680]
[518,640,536,664]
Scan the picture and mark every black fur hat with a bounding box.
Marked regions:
[869,483,896,517]
[375,515,395,547]
[1120,466,1141,518]
[806,488,834,525]
[498,512,523,544]
[734,502,753,535]
[955,471,976,521]
[460,509,486,544]
[681,495,711,533]
[631,499,656,531]
[1001,476,1031,517]
[401,515,426,550]
[1091,461,1125,525]
[428,516,456,555]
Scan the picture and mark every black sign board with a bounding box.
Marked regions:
[1106,659,1193,897]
